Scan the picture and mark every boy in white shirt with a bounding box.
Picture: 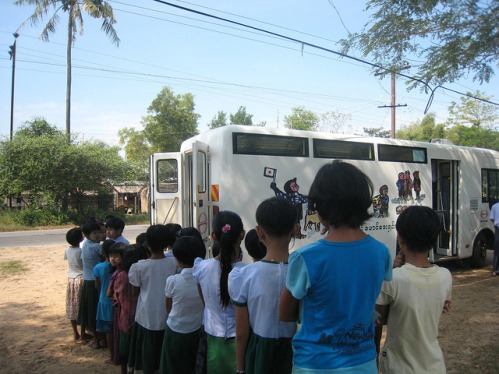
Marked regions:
[376,206,452,374]
[160,235,206,373]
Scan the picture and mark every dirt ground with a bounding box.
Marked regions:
[0,245,498,374]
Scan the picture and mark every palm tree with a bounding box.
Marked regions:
[16,0,120,140]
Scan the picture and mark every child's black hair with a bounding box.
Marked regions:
[105,217,125,231]
[102,239,115,260]
[145,224,170,253]
[212,211,244,308]
[396,206,441,253]
[308,160,373,228]
[211,241,221,258]
[82,221,102,237]
[66,227,83,247]
[109,242,127,256]
[244,229,267,261]
[135,233,147,247]
[172,236,206,267]
[122,246,141,273]
[165,223,182,248]
[177,227,204,247]
[256,197,297,237]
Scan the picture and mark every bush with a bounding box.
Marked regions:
[12,206,69,227]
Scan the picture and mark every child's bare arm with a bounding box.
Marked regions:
[279,287,299,322]
[165,297,173,314]
[235,305,250,373]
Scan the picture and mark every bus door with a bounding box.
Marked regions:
[185,141,210,241]
[149,153,182,225]
[432,160,459,256]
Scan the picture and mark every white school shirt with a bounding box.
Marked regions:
[165,267,204,334]
[64,246,83,278]
[192,257,245,338]
[228,260,296,339]
[129,256,178,331]
[377,263,452,374]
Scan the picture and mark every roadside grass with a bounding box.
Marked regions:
[0,210,149,232]
[0,260,29,276]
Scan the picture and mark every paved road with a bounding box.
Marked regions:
[0,225,149,248]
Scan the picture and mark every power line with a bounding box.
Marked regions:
[153,0,499,111]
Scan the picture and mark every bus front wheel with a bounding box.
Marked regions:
[470,233,487,268]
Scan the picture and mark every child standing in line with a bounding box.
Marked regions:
[244,228,267,262]
[78,221,104,348]
[229,197,298,374]
[375,206,452,373]
[279,161,392,373]
[193,211,246,374]
[106,217,130,245]
[128,225,179,374]
[108,246,141,374]
[159,236,207,374]
[105,242,127,365]
[93,239,117,355]
[64,227,85,341]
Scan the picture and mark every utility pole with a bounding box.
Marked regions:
[9,32,19,141]
[376,66,410,139]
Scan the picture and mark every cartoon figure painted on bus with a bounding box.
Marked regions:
[404,170,413,200]
[413,170,421,199]
[264,167,308,238]
[373,185,389,218]
[396,172,404,202]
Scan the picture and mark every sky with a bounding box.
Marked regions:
[0,0,498,148]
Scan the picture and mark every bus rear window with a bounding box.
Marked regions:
[313,139,374,160]
[156,159,178,193]
[233,133,309,157]
[378,145,427,163]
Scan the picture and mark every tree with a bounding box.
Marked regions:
[141,87,200,153]
[363,127,391,138]
[16,0,119,139]
[284,107,319,131]
[118,127,150,182]
[0,118,127,211]
[396,113,445,141]
[230,106,253,125]
[446,125,499,151]
[319,111,352,133]
[209,111,228,129]
[15,116,60,137]
[341,0,499,90]
[447,91,498,128]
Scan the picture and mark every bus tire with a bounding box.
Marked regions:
[470,232,487,268]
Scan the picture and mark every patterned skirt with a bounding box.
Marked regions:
[66,276,83,320]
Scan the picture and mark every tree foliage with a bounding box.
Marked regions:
[0,118,127,211]
[16,0,119,138]
[319,111,352,133]
[141,87,200,153]
[209,111,229,129]
[230,106,253,125]
[396,113,445,142]
[363,127,391,138]
[341,0,499,89]
[446,125,499,150]
[284,107,319,131]
[447,91,498,128]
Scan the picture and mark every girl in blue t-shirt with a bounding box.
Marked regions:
[279,161,392,373]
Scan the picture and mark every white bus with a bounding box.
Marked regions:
[150,125,499,267]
